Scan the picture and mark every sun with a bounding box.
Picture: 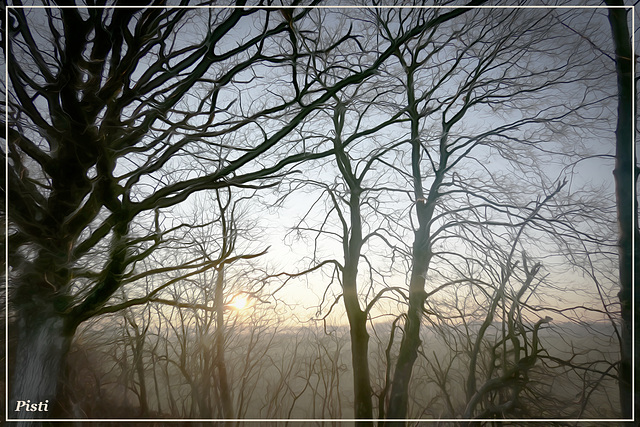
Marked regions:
[228,295,249,310]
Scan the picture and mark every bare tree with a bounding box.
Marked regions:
[461,183,563,419]
[4,3,393,418]
[357,7,617,423]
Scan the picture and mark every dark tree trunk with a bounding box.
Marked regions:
[386,244,430,424]
[386,62,446,422]
[10,309,75,422]
[9,242,81,422]
[605,0,637,420]
[9,225,128,421]
[344,266,374,425]
[332,103,374,424]
[341,189,374,425]
[133,332,149,416]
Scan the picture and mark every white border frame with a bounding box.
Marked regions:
[4,2,635,424]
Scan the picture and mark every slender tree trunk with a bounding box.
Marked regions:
[341,189,374,424]
[199,344,212,419]
[214,266,233,419]
[386,64,446,422]
[151,351,163,415]
[386,245,429,424]
[133,333,149,416]
[331,102,374,424]
[343,263,374,425]
[605,0,637,420]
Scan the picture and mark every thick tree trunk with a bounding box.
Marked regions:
[605,1,637,420]
[10,229,130,420]
[10,310,75,422]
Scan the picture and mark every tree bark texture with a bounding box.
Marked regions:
[10,311,74,422]
[605,0,637,420]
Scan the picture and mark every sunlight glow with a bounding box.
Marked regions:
[228,295,250,310]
